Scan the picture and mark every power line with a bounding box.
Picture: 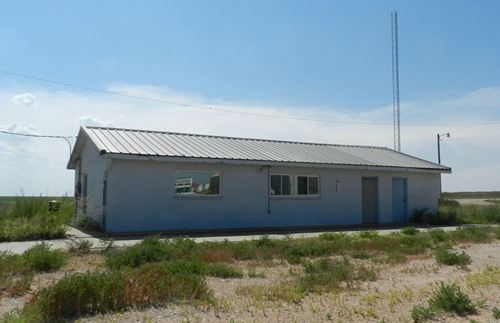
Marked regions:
[0,129,74,157]
[1,69,500,127]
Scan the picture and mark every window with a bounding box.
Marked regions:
[175,171,220,195]
[270,174,319,196]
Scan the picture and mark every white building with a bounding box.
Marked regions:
[67,126,451,234]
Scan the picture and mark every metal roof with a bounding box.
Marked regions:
[68,126,451,172]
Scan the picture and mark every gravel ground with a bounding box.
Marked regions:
[81,243,500,323]
[2,244,500,322]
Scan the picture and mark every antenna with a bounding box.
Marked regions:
[391,11,401,151]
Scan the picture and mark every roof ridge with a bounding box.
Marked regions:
[82,125,388,150]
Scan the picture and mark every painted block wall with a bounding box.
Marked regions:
[76,141,107,225]
[103,159,441,233]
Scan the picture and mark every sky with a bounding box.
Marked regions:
[1,0,500,195]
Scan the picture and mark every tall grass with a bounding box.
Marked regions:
[0,196,73,242]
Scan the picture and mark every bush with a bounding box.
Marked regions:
[19,263,212,322]
[428,283,476,316]
[411,305,435,323]
[300,257,375,293]
[22,243,67,272]
[493,307,500,320]
[401,226,419,235]
[0,196,73,242]
[410,208,430,223]
[105,237,197,269]
[75,215,101,231]
[434,248,471,267]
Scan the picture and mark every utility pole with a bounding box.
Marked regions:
[437,132,450,164]
[391,11,401,151]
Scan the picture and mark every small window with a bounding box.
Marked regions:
[270,175,294,196]
[175,171,220,195]
[270,174,319,197]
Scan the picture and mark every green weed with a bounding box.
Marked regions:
[23,243,67,272]
[428,283,476,316]
[411,305,435,323]
[434,248,471,268]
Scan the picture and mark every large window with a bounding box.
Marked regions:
[270,174,319,196]
[175,171,221,195]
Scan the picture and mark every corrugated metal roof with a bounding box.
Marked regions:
[68,126,450,171]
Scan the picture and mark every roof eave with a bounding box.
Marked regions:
[104,153,452,174]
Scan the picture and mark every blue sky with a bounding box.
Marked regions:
[1,1,500,194]
[2,0,500,107]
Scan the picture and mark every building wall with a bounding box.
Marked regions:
[104,159,441,233]
[76,140,108,225]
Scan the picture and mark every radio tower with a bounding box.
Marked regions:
[391,11,401,152]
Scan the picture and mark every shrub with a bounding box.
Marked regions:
[434,248,471,267]
[19,263,212,322]
[105,237,197,269]
[428,283,476,316]
[23,243,67,272]
[401,226,419,235]
[0,196,73,242]
[449,226,494,243]
[410,208,430,223]
[351,250,372,259]
[75,215,101,231]
[493,307,500,320]
[411,305,435,323]
[428,229,447,243]
[205,263,243,278]
[247,267,266,278]
[300,257,375,293]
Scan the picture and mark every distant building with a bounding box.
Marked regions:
[67,126,451,234]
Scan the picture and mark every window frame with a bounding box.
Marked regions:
[269,173,320,199]
[174,170,222,198]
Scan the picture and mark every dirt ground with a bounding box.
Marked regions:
[2,243,500,322]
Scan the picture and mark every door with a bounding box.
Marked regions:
[362,177,379,224]
[392,178,408,222]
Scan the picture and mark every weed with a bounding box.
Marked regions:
[351,250,372,259]
[68,239,93,254]
[401,227,419,235]
[236,280,303,304]
[466,266,500,289]
[300,257,375,293]
[493,307,500,320]
[411,305,435,323]
[23,243,67,272]
[0,196,72,242]
[434,248,471,268]
[17,262,212,322]
[428,283,476,316]
[247,267,266,278]
[105,237,197,269]
[75,215,101,231]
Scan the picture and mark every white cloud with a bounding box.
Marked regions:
[11,92,37,107]
[78,116,113,127]
[0,85,499,195]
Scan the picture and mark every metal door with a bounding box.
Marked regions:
[362,177,379,224]
[392,178,407,222]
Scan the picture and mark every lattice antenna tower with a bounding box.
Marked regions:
[391,11,401,151]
